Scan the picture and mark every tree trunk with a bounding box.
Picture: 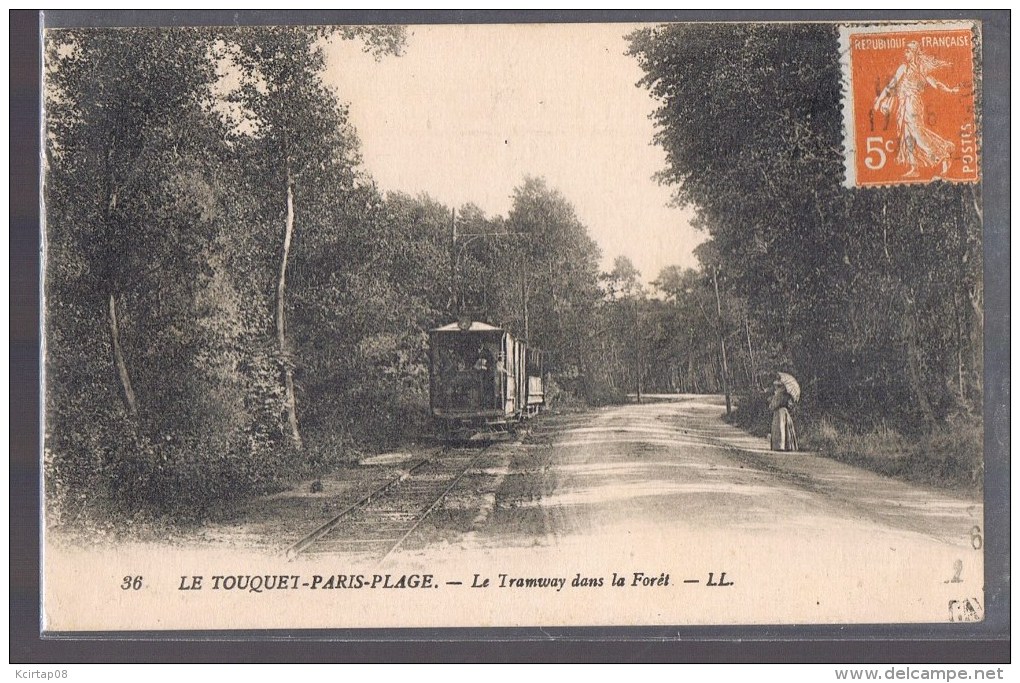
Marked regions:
[952,291,966,403]
[633,298,642,403]
[902,299,935,426]
[712,268,732,416]
[277,171,303,450]
[108,293,137,417]
[745,315,760,391]
[685,327,697,393]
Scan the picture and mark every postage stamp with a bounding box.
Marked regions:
[839,22,979,188]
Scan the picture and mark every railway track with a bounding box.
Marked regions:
[285,444,491,563]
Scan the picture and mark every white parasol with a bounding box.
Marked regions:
[776,372,801,402]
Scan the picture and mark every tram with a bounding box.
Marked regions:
[428,319,544,441]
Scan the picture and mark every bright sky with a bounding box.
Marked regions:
[323,23,704,282]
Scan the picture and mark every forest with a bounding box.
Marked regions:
[44,23,983,527]
[627,23,983,488]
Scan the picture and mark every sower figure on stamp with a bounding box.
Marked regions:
[873,40,960,178]
[769,372,799,452]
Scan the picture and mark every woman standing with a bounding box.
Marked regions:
[769,375,798,452]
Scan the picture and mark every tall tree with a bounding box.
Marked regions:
[46,28,223,423]
[507,178,603,395]
[45,27,296,514]
[628,23,982,430]
[602,256,646,398]
[224,26,405,450]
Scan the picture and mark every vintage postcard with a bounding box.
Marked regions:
[41,18,988,632]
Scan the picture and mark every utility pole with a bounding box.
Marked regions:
[519,243,529,343]
[712,266,731,416]
[449,207,457,314]
[521,262,529,343]
[634,294,642,403]
[452,210,522,327]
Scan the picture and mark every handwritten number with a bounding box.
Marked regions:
[970,526,983,550]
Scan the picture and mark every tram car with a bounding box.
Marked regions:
[429,319,545,441]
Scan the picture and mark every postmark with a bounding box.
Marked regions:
[839,22,979,187]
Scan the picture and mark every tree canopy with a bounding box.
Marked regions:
[44,27,622,522]
[628,23,982,430]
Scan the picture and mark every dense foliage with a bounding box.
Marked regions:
[627,23,983,483]
[44,27,622,524]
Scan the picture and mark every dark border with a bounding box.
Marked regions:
[12,9,1010,663]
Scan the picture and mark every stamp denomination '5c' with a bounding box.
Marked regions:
[839,22,979,188]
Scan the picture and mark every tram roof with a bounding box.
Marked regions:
[430,321,503,333]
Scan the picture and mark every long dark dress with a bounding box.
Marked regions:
[769,390,798,451]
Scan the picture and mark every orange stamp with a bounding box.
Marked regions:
[839,22,979,187]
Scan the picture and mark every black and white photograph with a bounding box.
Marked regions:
[37,14,1000,633]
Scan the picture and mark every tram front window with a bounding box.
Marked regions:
[438,341,499,411]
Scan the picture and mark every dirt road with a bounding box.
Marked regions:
[393,394,985,625]
[45,394,986,629]
[474,395,982,551]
